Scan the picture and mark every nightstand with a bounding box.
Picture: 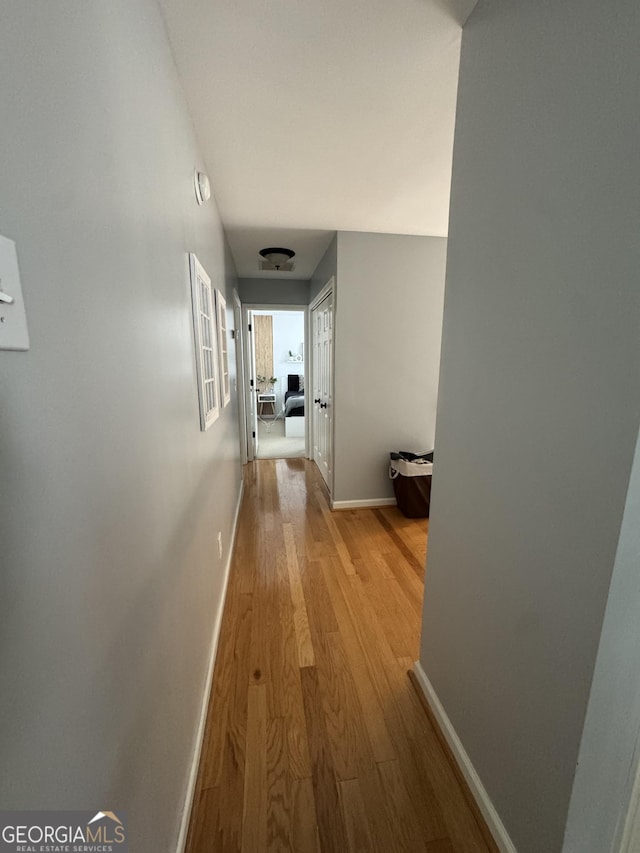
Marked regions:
[257,392,276,418]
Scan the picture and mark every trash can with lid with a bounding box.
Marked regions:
[389,451,433,518]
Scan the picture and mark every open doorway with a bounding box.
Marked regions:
[244,306,307,460]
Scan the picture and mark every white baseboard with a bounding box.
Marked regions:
[331,497,397,510]
[412,661,517,853]
[176,477,245,853]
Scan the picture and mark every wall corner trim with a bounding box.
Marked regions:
[331,497,397,510]
[175,476,245,853]
[412,661,518,853]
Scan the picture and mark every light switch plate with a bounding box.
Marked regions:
[0,234,30,351]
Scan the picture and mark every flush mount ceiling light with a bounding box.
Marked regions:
[194,169,211,205]
[259,247,296,272]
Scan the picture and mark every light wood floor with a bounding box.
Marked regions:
[186,459,492,853]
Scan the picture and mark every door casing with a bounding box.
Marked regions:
[309,277,336,497]
[242,303,310,462]
[233,291,248,465]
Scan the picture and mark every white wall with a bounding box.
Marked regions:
[309,235,337,304]
[239,277,310,305]
[332,232,446,503]
[419,1,640,851]
[0,2,241,850]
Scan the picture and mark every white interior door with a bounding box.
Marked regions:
[312,291,333,490]
[312,305,322,467]
[324,294,333,487]
[246,309,258,460]
[233,292,248,464]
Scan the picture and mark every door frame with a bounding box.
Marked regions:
[309,277,336,497]
[242,303,310,462]
[232,290,248,465]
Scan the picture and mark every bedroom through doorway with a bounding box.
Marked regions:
[246,307,307,460]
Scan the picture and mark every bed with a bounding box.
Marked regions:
[284,374,305,437]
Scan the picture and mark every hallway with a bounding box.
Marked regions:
[186,459,492,852]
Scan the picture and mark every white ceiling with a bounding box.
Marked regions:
[159,0,477,278]
[224,227,335,280]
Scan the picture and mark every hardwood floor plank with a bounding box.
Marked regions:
[356,562,422,656]
[185,786,225,853]
[200,592,253,791]
[378,505,429,561]
[290,777,320,853]
[283,522,315,667]
[331,613,397,764]
[284,687,313,782]
[375,599,420,659]
[314,630,362,782]
[199,592,254,852]
[261,461,276,533]
[271,532,312,779]
[248,528,274,687]
[373,507,426,578]
[322,558,400,700]
[313,486,356,575]
[337,778,375,853]
[299,556,339,638]
[352,513,396,565]
[303,489,336,562]
[426,840,456,853]
[266,716,292,853]
[265,526,292,711]
[333,512,363,563]
[242,683,268,853]
[300,665,350,853]
[352,546,395,584]
[381,548,426,618]
[377,758,430,852]
[356,762,407,853]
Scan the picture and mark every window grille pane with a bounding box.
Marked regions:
[190,254,220,430]
[215,289,231,407]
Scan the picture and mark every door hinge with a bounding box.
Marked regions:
[250,378,254,388]
[248,323,252,332]
[252,431,256,438]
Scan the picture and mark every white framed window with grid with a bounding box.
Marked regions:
[215,289,231,407]
[189,253,220,430]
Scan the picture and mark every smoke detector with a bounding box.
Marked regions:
[194,169,211,205]
[259,247,295,272]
